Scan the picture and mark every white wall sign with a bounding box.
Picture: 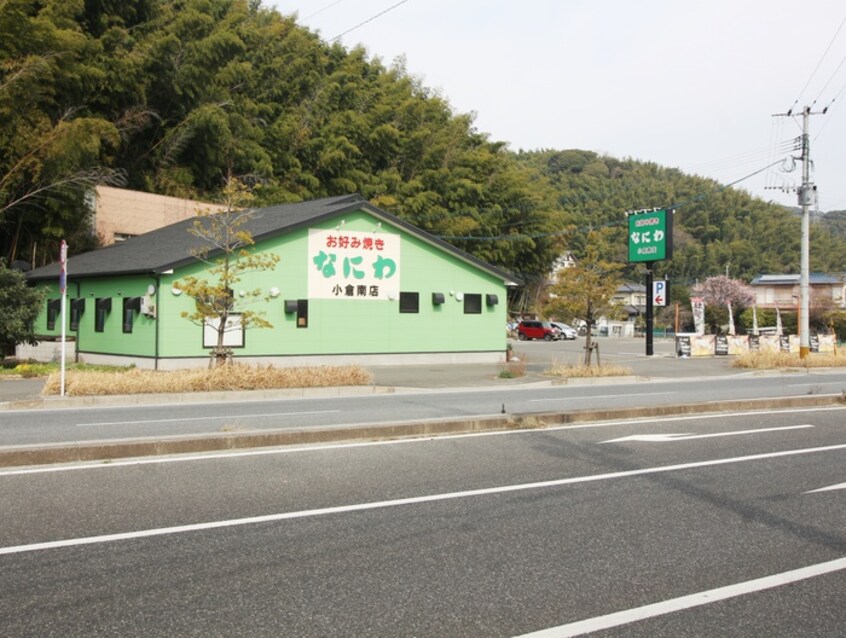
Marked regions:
[203,314,244,348]
[308,228,400,300]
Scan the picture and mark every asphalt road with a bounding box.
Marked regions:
[1,370,845,447]
[1,407,844,636]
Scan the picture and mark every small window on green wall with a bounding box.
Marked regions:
[70,298,85,330]
[464,293,482,314]
[46,299,61,330]
[95,298,112,332]
[399,292,419,313]
[297,299,308,328]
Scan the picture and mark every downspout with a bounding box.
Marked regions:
[151,274,161,371]
[73,281,81,363]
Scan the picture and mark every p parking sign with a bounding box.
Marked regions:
[627,208,673,263]
[652,279,667,306]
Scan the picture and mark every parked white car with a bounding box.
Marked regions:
[549,321,578,340]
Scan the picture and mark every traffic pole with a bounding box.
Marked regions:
[59,240,67,397]
[645,261,654,356]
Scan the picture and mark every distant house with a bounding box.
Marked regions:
[90,186,228,245]
[25,194,519,369]
[750,273,846,310]
[548,251,577,282]
[613,282,647,317]
[584,283,648,338]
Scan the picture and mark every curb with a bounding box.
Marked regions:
[0,384,396,411]
[0,394,841,469]
[0,376,654,410]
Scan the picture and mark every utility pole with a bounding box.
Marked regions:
[772,105,824,359]
[799,106,812,359]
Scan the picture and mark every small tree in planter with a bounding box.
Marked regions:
[543,229,624,365]
[174,177,279,367]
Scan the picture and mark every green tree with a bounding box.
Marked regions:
[0,1,125,263]
[173,176,279,367]
[543,229,624,364]
[0,260,45,357]
[822,309,846,342]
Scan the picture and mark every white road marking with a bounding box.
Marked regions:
[2,442,846,556]
[1,406,844,477]
[602,424,814,444]
[76,410,340,427]
[549,406,846,431]
[786,381,846,387]
[530,391,675,403]
[515,557,846,637]
[807,481,846,493]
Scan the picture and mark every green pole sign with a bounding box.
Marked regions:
[627,208,673,263]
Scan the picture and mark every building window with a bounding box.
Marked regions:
[95,298,112,332]
[46,299,61,330]
[464,293,482,314]
[399,292,419,313]
[70,298,85,330]
[123,297,142,333]
[297,299,308,328]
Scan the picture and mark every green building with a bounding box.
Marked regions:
[26,195,518,369]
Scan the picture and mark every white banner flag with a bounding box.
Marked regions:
[691,297,705,335]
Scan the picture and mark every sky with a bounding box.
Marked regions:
[269,0,846,211]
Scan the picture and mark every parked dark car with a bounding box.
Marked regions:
[517,320,560,341]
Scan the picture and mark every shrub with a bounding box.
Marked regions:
[732,351,846,369]
[545,362,632,378]
[14,363,56,378]
[499,351,528,378]
[42,363,372,396]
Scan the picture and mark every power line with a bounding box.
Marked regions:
[787,15,846,114]
[329,0,413,43]
[302,0,347,21]
[814,81,846,141]
[811,51,846,108]
[688,140,797,176]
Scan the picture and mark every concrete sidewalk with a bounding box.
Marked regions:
[0,351,737,409]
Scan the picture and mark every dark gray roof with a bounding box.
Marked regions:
[616,282,646,293]
[27,193,521,286]
[751,273,845,285]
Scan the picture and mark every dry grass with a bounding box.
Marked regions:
[545,361,633,378]
[506,415,546,429]
[42,363,372,396]
[499,351,528,378]
[732,350,846,369]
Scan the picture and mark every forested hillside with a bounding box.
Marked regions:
[3,0,845,292]
[820,210,846,241]
[515,150,846,285]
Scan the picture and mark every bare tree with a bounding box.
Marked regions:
[173,176,280,367]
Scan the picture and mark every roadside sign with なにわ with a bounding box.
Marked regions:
[627,208,674,357]
[627,208,673,263]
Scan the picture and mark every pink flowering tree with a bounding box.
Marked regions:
[690,275,755,335]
